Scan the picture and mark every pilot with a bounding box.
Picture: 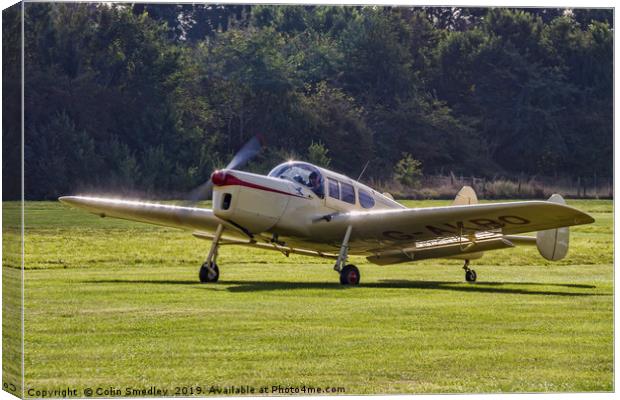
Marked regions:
[308,171,324,198]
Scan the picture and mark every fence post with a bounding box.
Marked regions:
[583,177,587,198]
[594,173,598,199]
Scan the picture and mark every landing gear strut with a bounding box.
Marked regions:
[334,225,360,285]
[199,224,223,283]
[463,259,477,282]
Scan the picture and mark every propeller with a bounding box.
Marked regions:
[187,135,264,204]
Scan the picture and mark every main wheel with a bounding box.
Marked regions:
[339,264,360,285]
[199,261,219,283]
[465,269,477,282]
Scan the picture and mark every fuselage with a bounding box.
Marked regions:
[210,161,403,253]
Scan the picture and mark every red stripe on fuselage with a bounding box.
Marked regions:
[218,174,307,198]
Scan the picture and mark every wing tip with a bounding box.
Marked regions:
[579,214,596,225]
[546,195,595,225]
[58,196,73,205]
[58,195,92,209]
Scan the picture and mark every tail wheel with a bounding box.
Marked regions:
[339,264,360,285]
[199,262,219,283]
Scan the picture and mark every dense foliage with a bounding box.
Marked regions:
[6,4,613,199]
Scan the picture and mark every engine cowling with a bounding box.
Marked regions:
[211,170,291,234]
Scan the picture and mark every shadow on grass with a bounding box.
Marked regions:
[89,279,199,285]
[87,279,603,296]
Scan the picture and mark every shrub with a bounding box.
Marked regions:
[393,153,423,188]
[307,141,331,168]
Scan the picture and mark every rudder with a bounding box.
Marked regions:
[536,194,569,261]
[452,186,478,205]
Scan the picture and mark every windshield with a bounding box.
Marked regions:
[269,162,324,198]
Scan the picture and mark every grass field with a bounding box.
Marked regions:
[3,199,614,395]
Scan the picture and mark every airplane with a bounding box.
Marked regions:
[59,154,595,286]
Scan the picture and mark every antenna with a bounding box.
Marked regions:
[356,161,371,182]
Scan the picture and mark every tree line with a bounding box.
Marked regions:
[3,4,612,199]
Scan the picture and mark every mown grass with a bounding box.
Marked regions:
[3,200,613,395]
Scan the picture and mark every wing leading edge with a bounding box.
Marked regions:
[311,199,594,246]
[58,196,247,240]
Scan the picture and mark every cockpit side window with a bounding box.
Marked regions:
[328,179,339,200]
[307,171,324,198]
[359,189,375,209]
[340,182,356,204]
[269,162,324,198]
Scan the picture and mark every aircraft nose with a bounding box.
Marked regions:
[211,170,228,186]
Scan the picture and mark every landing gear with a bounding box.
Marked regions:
[463,259,477,282]
[465,269,477,282]
[199,261,220,283]
[334,225,360,285]
[199,224,224,283]
[339,264,360,285]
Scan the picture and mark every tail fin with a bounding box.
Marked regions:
[452,186,478,206]
[536,194,569,261]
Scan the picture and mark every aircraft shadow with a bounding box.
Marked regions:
[219,280,600,296]
[87,279,602,297]
[88,279,199,285]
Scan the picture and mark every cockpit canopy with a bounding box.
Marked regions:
[268,161,324,198]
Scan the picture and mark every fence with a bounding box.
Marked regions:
[370,173,613,200]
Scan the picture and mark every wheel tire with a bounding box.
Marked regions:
[199,262,219,283]
[339,264,360,285]
[465,269,477,282]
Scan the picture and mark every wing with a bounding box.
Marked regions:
[58,196,247,240]
[311,200,594,251]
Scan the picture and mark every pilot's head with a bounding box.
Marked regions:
[309,172,319,185]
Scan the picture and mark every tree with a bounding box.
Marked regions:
[307,142,331,168]
[571,8,613,29]
[339,7,415,104]
[3,4,22,199]
[393,153,423,188]
[14,5,613,199]
[297,82,373,175]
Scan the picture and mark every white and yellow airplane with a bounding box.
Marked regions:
[59,159,595,285]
